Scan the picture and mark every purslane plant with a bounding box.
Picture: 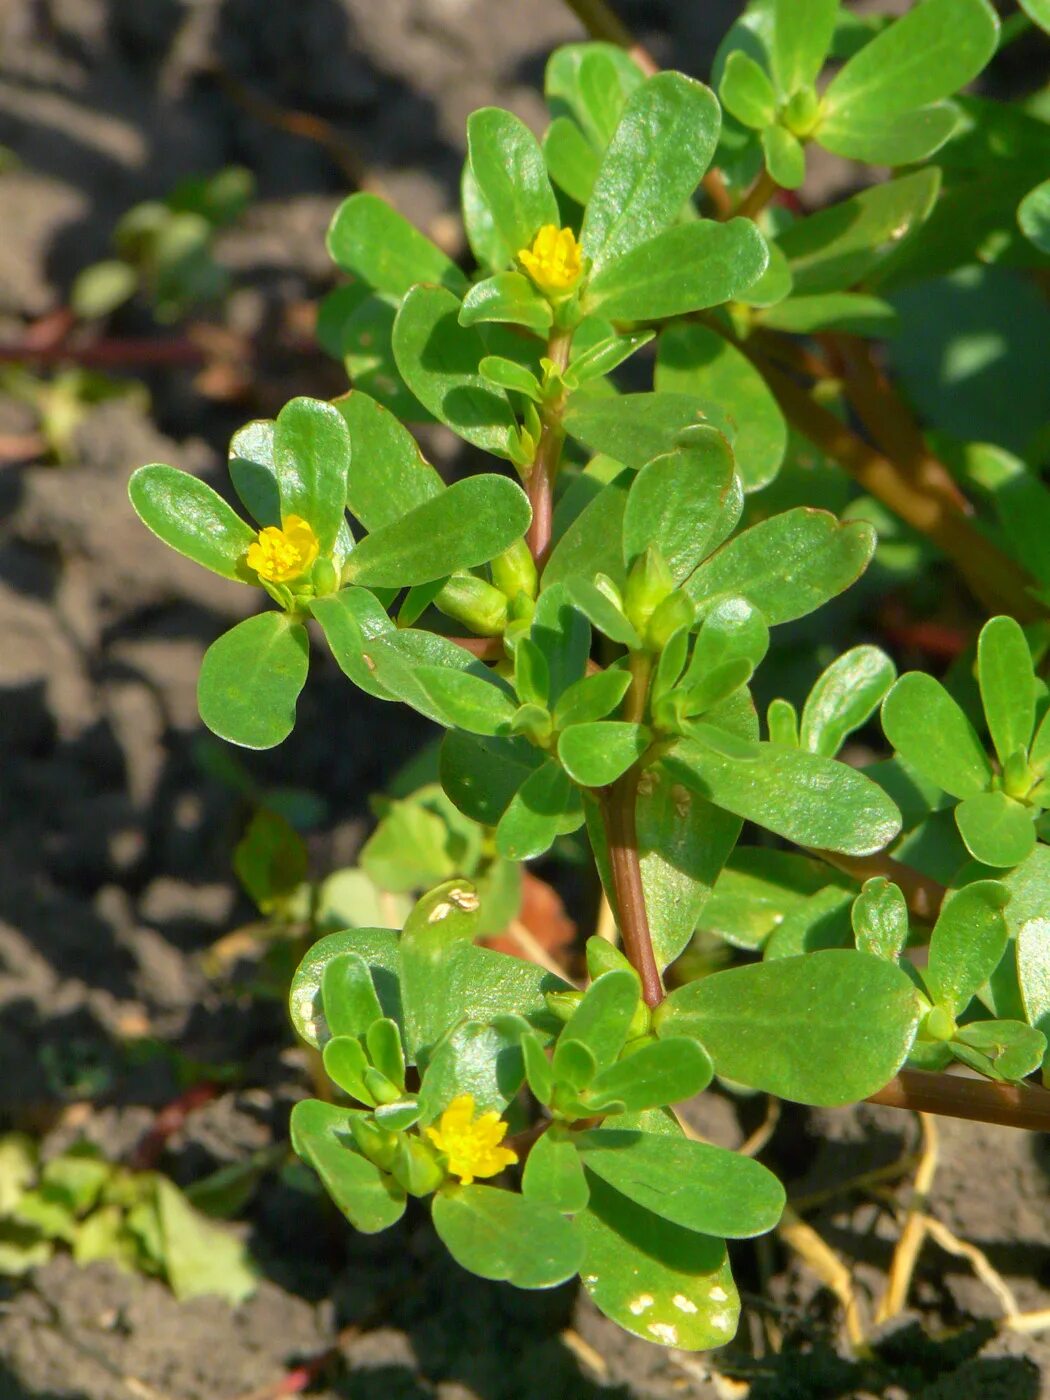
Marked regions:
[129,0,1050,1351]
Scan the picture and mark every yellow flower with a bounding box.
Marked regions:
[245,515,319,584]
[518,224,583,295]
[425,1093,519,1185]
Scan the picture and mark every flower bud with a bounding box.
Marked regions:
[644,590,695,651]
[783,86,821,138]
[310,556,339,597]
[435,572,509,635]
[623,547,675,640]
[490,538,538,604]
[348,1115,399,1170]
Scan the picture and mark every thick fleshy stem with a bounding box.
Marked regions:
[526,326,573,565]
[598,653,664,1008]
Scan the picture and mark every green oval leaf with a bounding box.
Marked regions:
[326,192,468,297]
[685,508,875,625]
[666,729,901,856]
[558,722,650,787]
[977,615,1036,769]
[655,323,787,493]
[290,1100,405,1233]
[955,791,1036,869]
[622,437,740,583]
[345,475,531,588]
[657,949,921,1105]
[800,645,897,759]
[432,1185,583,1288]
[577,1172,739,1351]
[467,108,559,258]
[926,879,1011,1015]
[129,464,256,583]
[273,396,350,553]
[822,0,998,121]
[335,390,443,531]
[392,285,518,457]
[197,613,309,749]
[581,72,721,274]
[882,673,993,800]
[577,1129,784,1238]
[583,218,768,321]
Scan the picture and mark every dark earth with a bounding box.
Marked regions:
[1,1,1049,1396]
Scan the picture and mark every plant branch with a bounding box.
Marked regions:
[598,654,664,1008]
[526,326,573,566]
[750,353,1043,622]
[808,847,947,924]
[866,1069,1050,1132]
[735,168,779,221]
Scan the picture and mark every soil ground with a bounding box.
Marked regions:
[1,2,1049,1397]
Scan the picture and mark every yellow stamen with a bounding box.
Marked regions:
[245,515,319,585]
[424,1093,518,1186]
[518,224,583,295]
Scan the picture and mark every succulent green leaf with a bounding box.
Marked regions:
[666,728,901,856]
[685,509,875,625]
[558,722,650,787]
[310,587,396,701]
[977,616,1036,768]
[326,192,468,297]
[545,42,645,147]
[800,645,897,758]
[622,437,738,583]
[581,72,721,274]
[543,116,600,205]
[522,1130,589,1213]
[440,730,544,826]
[586,1038,713,1113]
[758,292,898,336]
[657,950,921,1104]
[819,103,960,165]
[323,952,385,1039]
[882,673,993,800]
[822,0,998,121]
[955,791,1036,869]
[560,969,640,1070]
[577,1173,739,1351]
[564,394,728,474]
[553,669,633,731]
[529,583,594,702]
[926,880,1010,1015]
[197,613,309,750]
[1017,916,1050,1044]
[583,218,768,321]
[761,125,805,190]
[129,464,256,583]
[334,390,443,531]
[229,420,279,527]
[718,51,777,130]
[655,324,786,493]
[577,1130,784,1238]
[564,579,640,647]
[852,878,909,963]
[419,1021,525,1123]
[432,1185,584,1289]
[273,397,350,553]
[459,273,553,335]
[290,1100,405,1233]
[467,108,559,260]
[495,761,585,861]
[777,170,941,295]
[392,285,518,456]
[322,1036,373,1105]
[345,475,530,587]
[771,0,837,94]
